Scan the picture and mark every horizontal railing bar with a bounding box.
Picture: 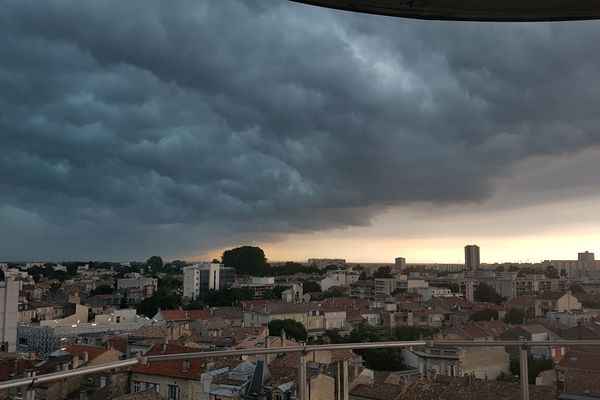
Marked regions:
[431,339,600,347]
[0,358,139,391]
[146,340,427,362]
[2,339,600,391]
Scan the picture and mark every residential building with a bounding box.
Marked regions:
[402,345,509,379]
[117,276,158,295]
[0,279,18,352]
[243,301,347,336]
[534,291,582,317]
[130,343,207,400]
[394,257,406,273]
[349,281,376,299]
[183,263,234,299]
[464,245,480,271]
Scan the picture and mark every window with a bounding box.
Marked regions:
[133,381,143,392]
[167,384,180,400]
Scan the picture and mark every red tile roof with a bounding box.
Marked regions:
[559,351,600,372]
[130,343,206,379]
[65,344,116,363]
[536,291,566,300]
[158,310,210,321]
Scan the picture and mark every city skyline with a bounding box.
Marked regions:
[2,1,600,262]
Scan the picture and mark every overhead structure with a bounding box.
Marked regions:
[289,0,600,21]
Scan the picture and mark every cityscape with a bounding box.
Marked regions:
[3,1,600,400]
[2,245,600,400]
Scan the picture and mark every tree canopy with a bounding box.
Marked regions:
[268,319,308,342]
[474,283,504,304]
[469,308,499,321]
[147,256,164,272]
[222,246,270,275]
[504,307,525,324]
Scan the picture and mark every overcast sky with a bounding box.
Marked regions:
[2,0,600,263]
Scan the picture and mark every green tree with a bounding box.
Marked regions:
[183,298,206,310]
[373,267,393,278]
[474,283,504,304]
[347,322,404,370]
[504,307,525,324]
[147,256,164,272]
[300,280,321,293]
[268,319,308,342]
[569,284,585,294]
[90,285,115,296]
[394,326,437,340]
[222,246,269,275]
[545,265,559,279]
[469,309,499,321]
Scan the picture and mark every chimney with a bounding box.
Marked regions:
[83,351,89,363]
[162,343,167,353]
[210,307,215,315]
[280,329,286,347]
[182,360,190,372]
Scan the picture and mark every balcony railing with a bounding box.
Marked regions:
[2,339,600,400]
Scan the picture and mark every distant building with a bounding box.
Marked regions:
[183,263,235,299]
[464,245,480,271]
[545,251,600,278]
[0,279,18,352]
[394,257,406,272]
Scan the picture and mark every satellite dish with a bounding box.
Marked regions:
[290,0,600,22]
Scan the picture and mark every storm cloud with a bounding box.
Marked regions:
[1,0,600,260]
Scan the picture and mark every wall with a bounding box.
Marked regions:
[460,346,509,379]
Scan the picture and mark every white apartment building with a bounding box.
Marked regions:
[1,279,20,352]
[183,263,221,299]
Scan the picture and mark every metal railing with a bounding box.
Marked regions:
[2,339,600,399]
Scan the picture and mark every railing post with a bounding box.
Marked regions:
[298,350,307,400]
[520,344,529,400]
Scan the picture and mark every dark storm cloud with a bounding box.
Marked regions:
[2,0,600,259]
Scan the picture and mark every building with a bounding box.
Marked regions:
[243,301,347,336]
[16,310,149,357]
[394,257,406,272]
[534,291,582,317]
[402,345,509,379]
[183,263,235,299]
[117,276,158,294]
[464,245,480,271]
[0,279,19,352]
[545,251,600,278]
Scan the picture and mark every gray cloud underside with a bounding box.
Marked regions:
[1,0,600,259]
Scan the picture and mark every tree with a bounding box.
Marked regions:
[347,322,405,370]
[222,246,269,276]
[66,264,79,276]
[300,280,321,293]
[545,265,559,279]
[504,307,525,324]
[0,270,4,282]
[358,271,369,280]
[183,298,206,310]
[469,309,499,321]
[90,285,115,296]
[569,284,585,294]
[474,283,503,304]
[268,319,308,342]
[147,256,164,272]
[373,267,393,278]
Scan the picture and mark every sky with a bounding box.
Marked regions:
[2,1,600,263]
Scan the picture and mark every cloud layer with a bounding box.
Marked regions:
[2,1,600,260]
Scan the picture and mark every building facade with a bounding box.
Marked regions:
[464,245,480,271]
[0,279,19,352]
